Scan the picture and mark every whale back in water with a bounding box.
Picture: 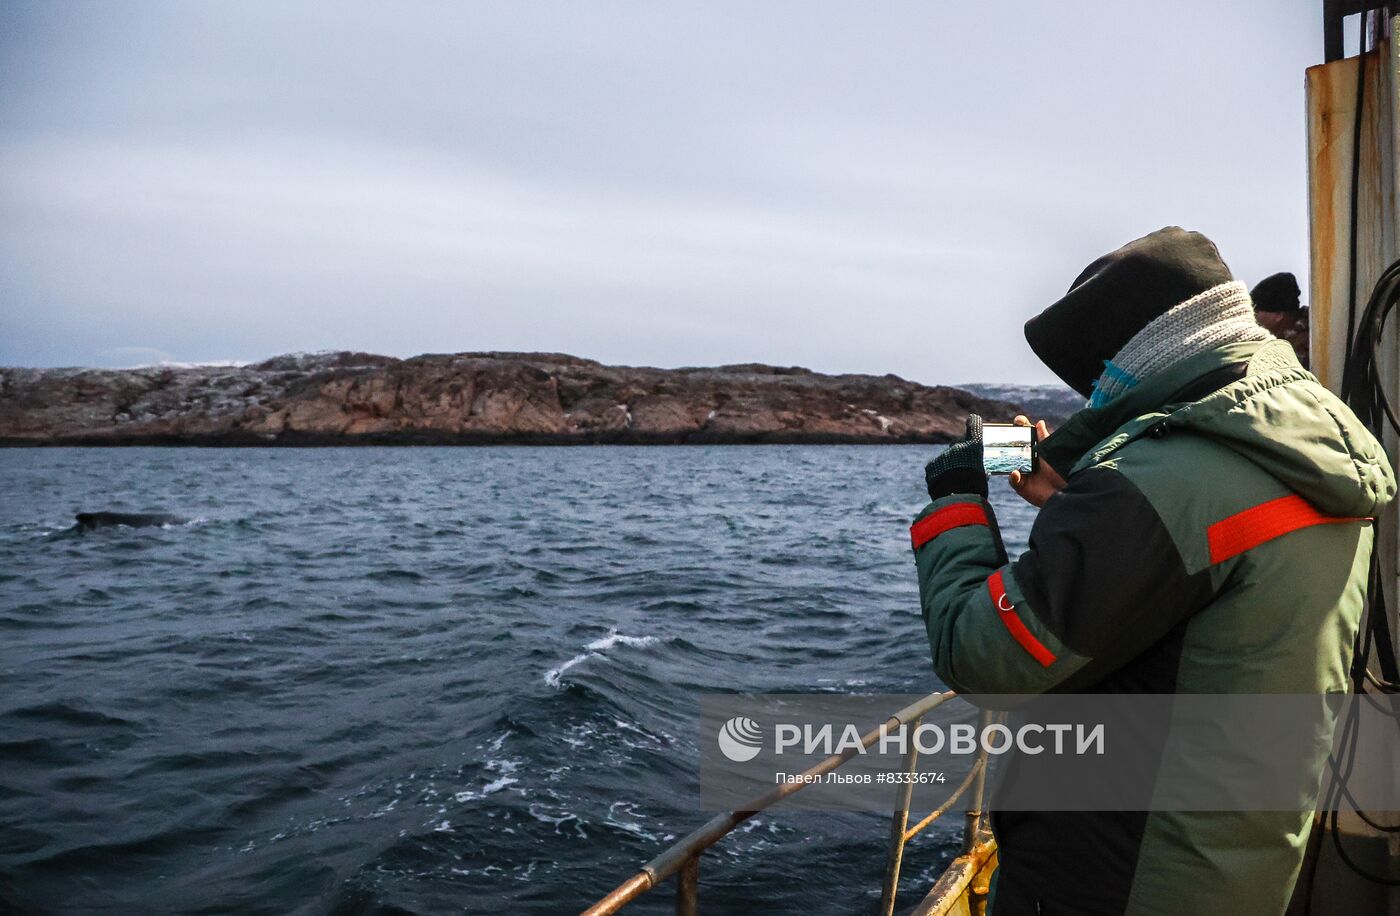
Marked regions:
[74,511,185,531]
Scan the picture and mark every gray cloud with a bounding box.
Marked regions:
[0,0,1318,383]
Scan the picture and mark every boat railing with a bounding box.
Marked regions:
[580,691,1000,916]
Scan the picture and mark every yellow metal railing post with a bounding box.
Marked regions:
[878,716,921,916]
[961,709,994,853]
[675,855,698,916]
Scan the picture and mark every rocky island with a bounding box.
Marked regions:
[0,351,1069,446]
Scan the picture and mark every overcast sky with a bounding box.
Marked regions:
[0,1,1322,384]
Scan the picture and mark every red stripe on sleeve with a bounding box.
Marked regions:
[909,502,990,549]
[987,569,1057,667]
[1207,494,1366,565]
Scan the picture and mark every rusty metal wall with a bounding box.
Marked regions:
[1301,17,1400,915]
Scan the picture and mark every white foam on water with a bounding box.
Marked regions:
[587,632,659,652]
[542,653,591,689]
[482,776,517,795]
[486,756,519,779]
[610,717,670,751]
[613,718,647,736]
[543,630,660,688]
[452,738,523,802]
[527,803,587,838]
[603,800,665,842]
[560,722,598,749]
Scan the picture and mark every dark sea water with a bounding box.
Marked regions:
[0,447,1036,915]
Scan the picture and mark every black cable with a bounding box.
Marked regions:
[1344,256,1400,441]
[1368,284,1400,436]
[1344,6,1368,359]
[1316,625,1400,885]
[1328,804,1400,885]
[1335,264,1400,879]
[1340,257,1400,407]
[1344,263,1400,705]
[1329,611,1400,831]
[1364,667,1400,692]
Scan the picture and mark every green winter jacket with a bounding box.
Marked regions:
[910,338,1395,916]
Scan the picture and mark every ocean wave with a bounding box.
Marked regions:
[3,701,140,729]
[366,568,426,582]
[0,444,982,913]
[543,630,661,689]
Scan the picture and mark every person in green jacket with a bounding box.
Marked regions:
[912,227,1395,916]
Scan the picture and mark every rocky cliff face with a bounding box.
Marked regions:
[0,351,1026,446]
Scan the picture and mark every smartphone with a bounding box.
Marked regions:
[982,423,1038,476]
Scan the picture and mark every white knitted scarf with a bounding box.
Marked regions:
[1088,281,1270,408]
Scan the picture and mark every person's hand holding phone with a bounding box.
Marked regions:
[1008,415,1065,508]
[924,415,988,501]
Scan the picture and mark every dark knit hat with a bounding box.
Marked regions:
[1024,227,1235,397]
[1250,272,1301,313]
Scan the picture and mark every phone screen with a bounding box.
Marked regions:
[982,423,1037,475]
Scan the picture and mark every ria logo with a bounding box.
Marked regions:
[717,716,763,762]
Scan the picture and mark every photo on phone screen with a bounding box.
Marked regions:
[982,423,1037,475]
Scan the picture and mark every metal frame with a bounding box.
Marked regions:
[1324,0,1393,62]
[581,692,997,916]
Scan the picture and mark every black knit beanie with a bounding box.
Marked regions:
[1023,227,1235,397]
[1250,272,1301,313]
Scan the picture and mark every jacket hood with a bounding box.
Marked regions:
[1161,340,1395,517]
[1048,339,1395,518]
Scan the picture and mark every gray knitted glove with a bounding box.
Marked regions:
[924,415,988,500]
